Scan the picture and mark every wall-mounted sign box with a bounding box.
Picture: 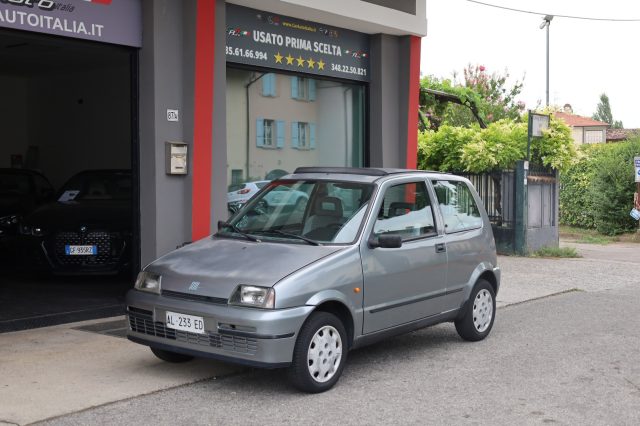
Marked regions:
[165,142,188,175]
[0,0,142,47]
[226,4,370,82]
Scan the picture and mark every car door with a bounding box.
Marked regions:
[432,179,486,311]
[361,178,448,334]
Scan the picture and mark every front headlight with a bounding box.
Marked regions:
[229,285,275,309]
[19,224,46,236]
[134,271,162,294]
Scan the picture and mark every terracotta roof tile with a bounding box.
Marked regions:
[606,128,640,141]
[554,112,610,127]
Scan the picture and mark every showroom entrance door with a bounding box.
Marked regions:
[0,28,140,332]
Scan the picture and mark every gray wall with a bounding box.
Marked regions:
[369,34,413,168]
[139,0,196,265]
[362,0,416,15]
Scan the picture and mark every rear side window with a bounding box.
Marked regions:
[432,180,482,233]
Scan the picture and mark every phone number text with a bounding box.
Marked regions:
[226,46,268,61]
[331,63,368,77]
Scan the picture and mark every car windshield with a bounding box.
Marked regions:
[0,173,30,195]
[57,172,132,201]
[222,179,374,244]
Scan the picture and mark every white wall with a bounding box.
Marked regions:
[0,75,29,168]
[27,65,131,188]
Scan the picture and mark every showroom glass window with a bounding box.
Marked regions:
[225,68,365,186]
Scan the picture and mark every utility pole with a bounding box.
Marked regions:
[539,15,553,107]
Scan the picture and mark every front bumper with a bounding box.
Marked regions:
[125,289,314,368]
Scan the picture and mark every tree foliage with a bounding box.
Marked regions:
[418,115,575,173]
[592,93,623,129]
[419,64,525,130]
[560,139,640,234]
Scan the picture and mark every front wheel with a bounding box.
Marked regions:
[287,312,347,393]
[455,279,496,341]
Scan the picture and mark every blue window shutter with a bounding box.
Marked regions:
[310,123,316,149]
[290,77,298,99]
[269,74,277,96]
[262,74,277,97]
[256,118,265,147]
[291,122,299,149]
[276,120,285,148]
[308,79,316,101]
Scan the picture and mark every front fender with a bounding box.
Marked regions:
[305,289,352,307]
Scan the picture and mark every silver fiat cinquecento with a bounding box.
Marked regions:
[126,167,500,393]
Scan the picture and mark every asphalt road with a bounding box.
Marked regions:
[38,281,640,425]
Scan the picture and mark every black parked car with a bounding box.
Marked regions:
[19,169,133,275]
[0,168,54,238]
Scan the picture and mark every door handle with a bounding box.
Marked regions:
[435,243,446,253]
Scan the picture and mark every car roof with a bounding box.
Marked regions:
[285,167,459,184]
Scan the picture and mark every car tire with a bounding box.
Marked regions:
[455,279,496,342]
[287,311,347,393]
[150,347,194,363]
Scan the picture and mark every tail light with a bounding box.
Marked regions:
[238,188,251,194]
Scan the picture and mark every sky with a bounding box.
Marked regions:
[420,0,640,128]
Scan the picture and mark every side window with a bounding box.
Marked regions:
[373,181,436,240]
[432,180,483,233]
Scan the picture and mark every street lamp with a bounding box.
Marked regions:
[539,15,553,107]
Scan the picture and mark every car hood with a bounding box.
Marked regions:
[149,236,344,299]
[24,200,131,230]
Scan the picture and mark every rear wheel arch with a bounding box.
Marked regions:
[478,270,498,296]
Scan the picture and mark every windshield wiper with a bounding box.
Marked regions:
[255,229,320,246]
[216,221,261,242]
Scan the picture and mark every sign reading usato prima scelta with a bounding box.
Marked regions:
[0,0,141,47]
[226,4,370,82]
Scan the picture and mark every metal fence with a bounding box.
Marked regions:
[457,170,517,254]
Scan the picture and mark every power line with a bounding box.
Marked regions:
[465,0,640,22]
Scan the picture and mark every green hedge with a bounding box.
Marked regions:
[560,139,640,235]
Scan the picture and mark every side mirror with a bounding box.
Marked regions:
[217,220,227,231]
[368,234,402,249]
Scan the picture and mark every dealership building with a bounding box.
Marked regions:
[0,0,427,327]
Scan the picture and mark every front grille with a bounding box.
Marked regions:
[53,230,124,266]
[127,308,256,355]
[162,289,228,305]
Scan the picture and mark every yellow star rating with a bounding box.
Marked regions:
[285,54,294,65]
[317,59,325,70]
[296,56,305,67]
[274,52,283,64]
[307,58,316,69]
